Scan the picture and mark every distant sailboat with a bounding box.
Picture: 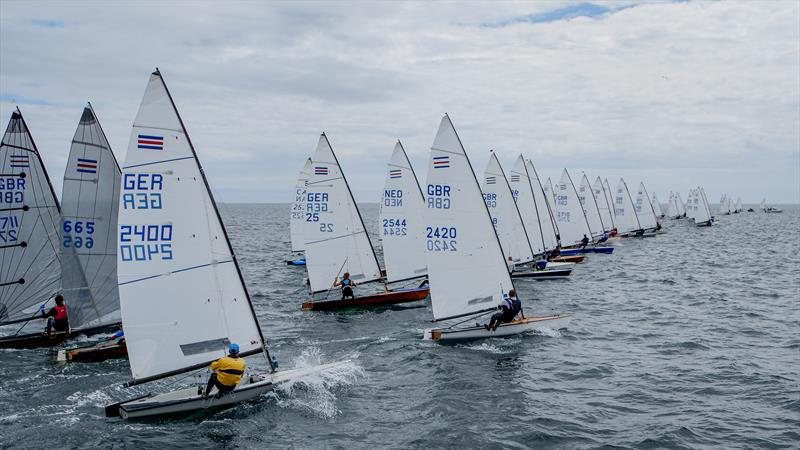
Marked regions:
[287,158,311,265]
[761,197,783,213]
[734,197,742,213]
[553,169,593,247]
[578,173,605,239]
[301,134,428,310]
[593,177,615,233]
[613,178,643,237]
[694,187,713,226]
[634,182,658,232]
[107,70,341,419]
[651,192,665,219]
[421,114,570,341]
[379,141,427,283]
[675,192,687,217]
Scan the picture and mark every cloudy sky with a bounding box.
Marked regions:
[1,1,798,204]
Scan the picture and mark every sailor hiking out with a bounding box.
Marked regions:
[334,272,357,300]
[43,295,69,336]
[203,343,246,398]
[485,289,525,331]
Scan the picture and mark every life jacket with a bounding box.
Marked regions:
[210,356,247,387]
[54,304,68,321]
[341,279,351,287]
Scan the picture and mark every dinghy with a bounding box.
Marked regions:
[107,69,342,419]
[675,192,687,218]
[686,189,698,221]
[483,153,571,280]
[593,176,615,233]
[421,114,570,342]
[578,173,606,240]
[634,182,659,232]
[761,198,782,213]
[301,134,428,310]
[719,194,731,215]
[525,159,562,253]
[613,178,644,237]
[694,187,713,226]
[287,158,311,265]
[553,169,594,247]
[735,197,743,213]
[666,192,680,219]
[651,192,665,219]
[380,141,427,284]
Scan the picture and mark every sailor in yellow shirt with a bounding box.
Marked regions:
[203,343,246,398]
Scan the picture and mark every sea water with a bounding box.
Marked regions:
[0,204,797,449]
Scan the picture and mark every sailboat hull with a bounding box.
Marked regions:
[0,323,119,349]
[560,247,614,255]
[286,258,306,266]
[511,268,572,280]
[550,255,585,264]
[109,361,349,419]
[423,315,571,342]
[302,287,429,310]
[56,340,128,362]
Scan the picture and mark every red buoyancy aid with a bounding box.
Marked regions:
[54,304,68,320]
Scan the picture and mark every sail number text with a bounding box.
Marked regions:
[62,220,95,249]
[305,192,333,232]
[0,177,25,204]
[0,215,20,242]
[426,226,457,252]
[122,173,163,209]
[119,224,173,261]
[427,184,450,209]
[483,192,497,208]
[383,218,407,236]
[383,189,403,207]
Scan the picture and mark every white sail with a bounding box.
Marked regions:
[651,192,665,218]
[676,192,687,216]
[593,176,614,232]
[686,189,697,220]
[553,169,592,246]
[695,187,712,223]
[483,152,534,265]
[666,192,679,218]
[635,182,658,230]
[613,178,641,234]
[760,198,766,212]
[507,156,544,255]
[304,134,381,293]
[0,109,62,325]
[290,158,311,253]
[602,178,616,230]
[578,174,605,238]
[527,159,559,252]
[423,115,513,321]
[380,141,427,282]
[735,197,742,212]
[117,71,265,383]
[543,177,556,209]
[60,105,122,329]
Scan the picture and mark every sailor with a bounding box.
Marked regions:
[42,294,69,336]
[580,234,589,249]
[203,343,246,398]
[334,272,357,300]
[506,256,515,274]
[485,289,524,332]
[598,232,609,243]
[655,221,662,231]
[109,327,125,345]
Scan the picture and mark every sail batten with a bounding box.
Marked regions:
[118,71,267,383]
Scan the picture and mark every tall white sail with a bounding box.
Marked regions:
[553,169,592,246]
[508,156,544,255]
[666,192,679,218]
[304,134,381,293]
[527,159,559,252]
[423,115,513,321]
[290,158,311,253]
[695,187,712,223]
[543,177,556,208]
[117,71,266,383]
[613,178,641,234]
[593,176,614,232]
[635,182,658,230]
[60,105,122,329]
[651,192,665,218]
[578,174,605,238]
[483,152,534,264]
[0,109,62,325]
[603,178,616,230]
[686,189,697,220]
[735,197,742,212]
[676,192,687,216]
[380,141,427,282]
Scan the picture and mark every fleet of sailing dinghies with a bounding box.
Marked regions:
[299,134,428,310]
[380,141,427,283]
[421,114,571,341]
[760,199,782,213]
[108,69,346,419]
[634,182,658,231]
[0,109,64,343]
[290,158,311,253]
[578,173,605,239]
[651,192,665,219]
[553,169,593,246]
[613,178,642,236]
[483,151,535,265]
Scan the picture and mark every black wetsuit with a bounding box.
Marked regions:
[341,279,354,300]
[580,236,589,249]
[487,297,522,331]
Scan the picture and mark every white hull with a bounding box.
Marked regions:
[423,315,571,342]
[115,360,348,419]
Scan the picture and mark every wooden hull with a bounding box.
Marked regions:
[302,287,429,310]
[57,340,128,362]
[109,360,350,419]
[0,323,119,349]
[550,255,585,264]
[424,315,572,341]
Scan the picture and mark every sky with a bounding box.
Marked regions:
[1,1,798,204]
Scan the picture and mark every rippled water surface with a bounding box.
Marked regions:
[1,204,798,449]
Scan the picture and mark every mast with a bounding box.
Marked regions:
[397,140,426,202]
[153,69,273,374]
[492,151,536,261]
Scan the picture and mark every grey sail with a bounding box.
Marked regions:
[0,109,62,325]
[59,105,122,329]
